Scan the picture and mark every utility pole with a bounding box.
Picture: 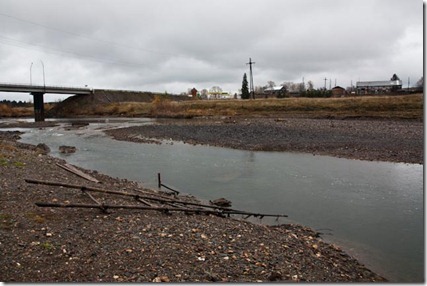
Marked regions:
[324,77,327,90]
[246,58,255,99]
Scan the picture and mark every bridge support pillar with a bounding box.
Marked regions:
[31,92,45,122]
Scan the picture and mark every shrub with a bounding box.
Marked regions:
[150,95,181,116]
[0,104,12,117]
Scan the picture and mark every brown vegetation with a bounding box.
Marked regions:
[2,94,423,120]
[146,94,423,119]
[57,94,424,120]
[0,103,55,118]
[0,104,33,117]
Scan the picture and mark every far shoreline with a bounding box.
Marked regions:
[103,116,424,165]
[0,115,423,164]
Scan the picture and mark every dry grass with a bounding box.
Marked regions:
[0,103,55,118]
[2,94,423,120]
[0,104,33,117]
[90,102,150,116]
[144,94,423,119]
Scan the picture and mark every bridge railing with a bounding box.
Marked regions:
[0,82,93,92]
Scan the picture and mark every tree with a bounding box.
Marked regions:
[391,74,400,81]
[241,73,250,99]
[200,89,208,99]
[255,86,265,94]
[306,80,314,91]
[209,86,223,99]
[281,82,296,92]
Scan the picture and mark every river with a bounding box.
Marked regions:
[2,117,423,282]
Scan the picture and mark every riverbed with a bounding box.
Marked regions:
[2,117,424,282]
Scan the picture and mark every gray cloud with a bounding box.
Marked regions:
[0,0,423,101]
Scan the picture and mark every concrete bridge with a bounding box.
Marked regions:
[0,83,93,121]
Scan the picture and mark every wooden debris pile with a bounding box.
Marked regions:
[25,164,287,220]
[25,178,287,220]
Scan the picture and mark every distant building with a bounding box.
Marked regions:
[263,86,287,98]
[207,91,231,99]
[356,74,402,94]
[331,86,346,97]
[190,88,198,98]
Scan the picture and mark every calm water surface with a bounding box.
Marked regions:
[5,118,423,282]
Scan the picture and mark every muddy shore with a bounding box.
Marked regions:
[105,117,423,164]
[0,130,387,282]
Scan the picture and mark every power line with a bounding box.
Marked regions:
[0,12,178,57]
[0,35,144,67]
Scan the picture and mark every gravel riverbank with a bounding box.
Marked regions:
[105,117,423,164]
[0,130,387,282]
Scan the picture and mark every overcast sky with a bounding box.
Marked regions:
[0,0,423,101]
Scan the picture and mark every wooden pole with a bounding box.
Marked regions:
[34,202,287,218]
[35,202,223,215]
[26,178,288,218]
[25,178,218,209]
[80,187,108,213]
[56,163,100,183]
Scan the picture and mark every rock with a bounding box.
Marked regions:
[59,145,77,154]
[204,271,220,282]
[36,143,50,154]
[152,276,170,282]
[71,122,89,127]
[268,271,283,281]
[210,198,232,207]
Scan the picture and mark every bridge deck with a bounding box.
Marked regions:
[0,83,93,95]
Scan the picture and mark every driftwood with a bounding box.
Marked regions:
[135,197,155,207]
[80,187,108,213]
[25,179,232,211]
[35,202,224,216]
[157,173,179,195]
[56,163,100,183]
[26,178,288,219]
[34,202,287,219]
